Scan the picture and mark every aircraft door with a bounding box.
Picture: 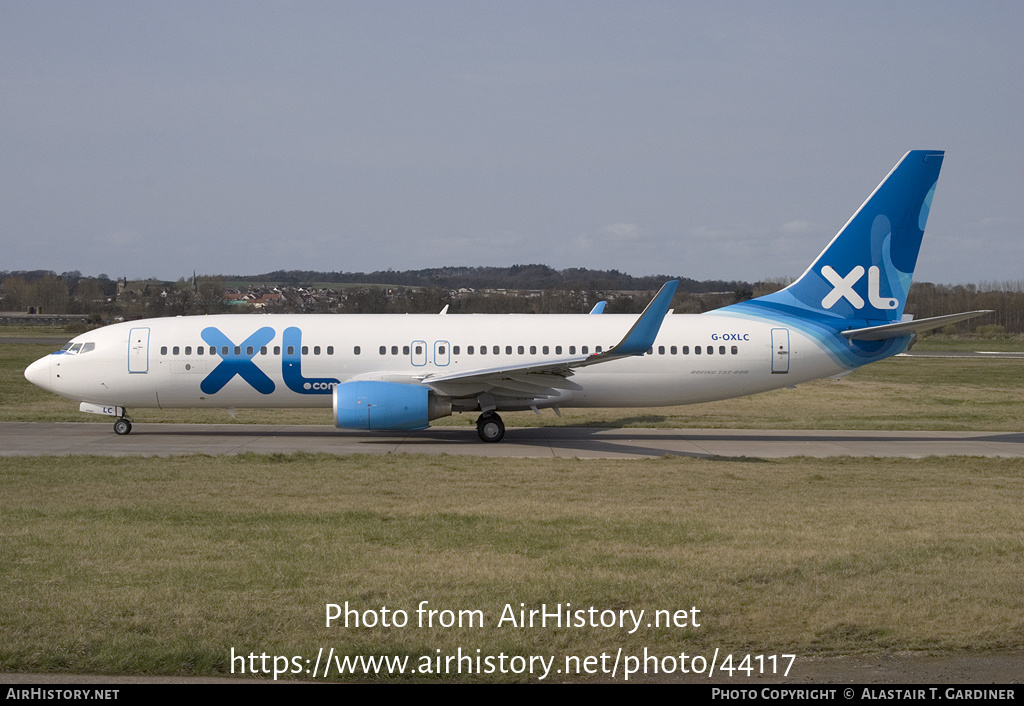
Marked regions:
[411,340,427,366]
[771,328,790,374]
[128,327,150,374]
[434,340,450,367]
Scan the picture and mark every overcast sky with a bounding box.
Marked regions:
[2,1,1021,285]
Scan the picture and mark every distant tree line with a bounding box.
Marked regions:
[906,281,1024,334]
[1,268,1022,334]
[238,264,744,295]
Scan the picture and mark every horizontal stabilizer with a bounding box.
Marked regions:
[841,311,992,341]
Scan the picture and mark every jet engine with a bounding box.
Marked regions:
[333,381,452,431]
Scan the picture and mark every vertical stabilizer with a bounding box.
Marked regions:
[740,150,944,323]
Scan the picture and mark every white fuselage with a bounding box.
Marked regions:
[26,311,842,414]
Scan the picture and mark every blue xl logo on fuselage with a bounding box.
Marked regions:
[200,327,339,395]
[281,327,340,394]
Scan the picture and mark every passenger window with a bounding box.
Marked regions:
[468,346,474,354]
[569,346,576,355]
[530,346,536,355]
[453,346,460,355]
[403,345,410,355]
[287,346,295,356]
[695,346,701,355]
[707,346,714,355]
[391,346,398,355]
[683,346,690,355]
[274,346,281,355]
[233,346,240,355]
[493,346,499,355]
[327,346,334,355]
[582,346,588,354]
[416,345,423,355]
[505,346,512,355]
[353,346,360,355]
[719,346,726,355]
[658,346,665,355]
[555,346,562,355]
[731,346,738,355]
[379,346,386,355]
[261,346,268,355]
[480,346,486,355]
[161,346,168,355]
[517,346,524,355]
[302,346,308,355]
[671,346,677,355]
[247,346,254,355]
[543,346,549,355]
[314,346,321,355]
[439,346,446,355]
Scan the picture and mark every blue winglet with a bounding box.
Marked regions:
[589,301,607,314]
[607,280,678,356]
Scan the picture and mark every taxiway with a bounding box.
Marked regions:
[1,423,1021,459]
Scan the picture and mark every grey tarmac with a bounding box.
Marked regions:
[1,422,1021,458]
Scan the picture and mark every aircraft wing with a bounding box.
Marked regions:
[418,280,679,399]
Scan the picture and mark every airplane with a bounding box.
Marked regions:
[25,150,990,442]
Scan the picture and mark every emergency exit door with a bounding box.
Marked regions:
[771,328,790,374]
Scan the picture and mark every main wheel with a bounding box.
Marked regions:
[476,412,505,443]
[113,419,132,435]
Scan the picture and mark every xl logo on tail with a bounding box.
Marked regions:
[821,266,898,310]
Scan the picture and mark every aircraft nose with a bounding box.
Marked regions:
[24,355,53,391]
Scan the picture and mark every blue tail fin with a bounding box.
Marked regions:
[739,150,944,323]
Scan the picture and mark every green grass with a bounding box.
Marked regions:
[0,326,78,338]
[1,453,1021,681]
[911,333,1024,352]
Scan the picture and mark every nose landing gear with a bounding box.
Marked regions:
[113,415,133,435]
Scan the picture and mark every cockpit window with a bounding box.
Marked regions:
[57,341,95,355]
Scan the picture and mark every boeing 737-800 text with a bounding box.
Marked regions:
[24,151,988,441]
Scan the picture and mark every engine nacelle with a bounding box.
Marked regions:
[333,381,451,431]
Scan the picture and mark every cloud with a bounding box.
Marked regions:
[103,230,141,246]
[574,222,642,254]
[598,222,641,240]
[691,225,747,240]
[780,220,811,234]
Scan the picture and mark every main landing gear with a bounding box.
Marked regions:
[113,415,133,435]
[476,412,505,443]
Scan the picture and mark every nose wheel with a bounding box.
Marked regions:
[476,412,505,443]
[113,418,133,435]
